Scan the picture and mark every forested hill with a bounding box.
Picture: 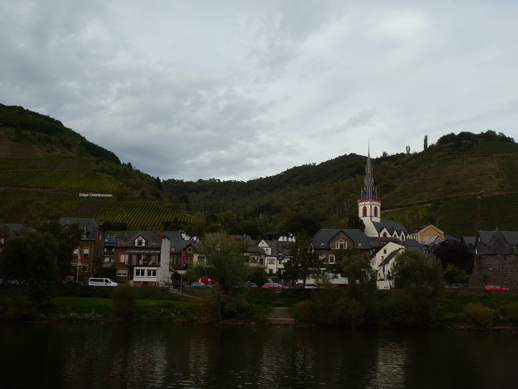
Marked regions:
[1,104,518,239]
[162,130,518,238]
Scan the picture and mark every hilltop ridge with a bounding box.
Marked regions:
[1,103,518,238]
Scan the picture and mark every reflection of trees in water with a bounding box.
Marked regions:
[257,329,317,387]
[368,337,407,389]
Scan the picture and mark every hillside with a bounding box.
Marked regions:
[163,131,518,238]
[0,104,190,230]
[1,104,518,239]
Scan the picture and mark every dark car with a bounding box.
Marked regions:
[191,281,207,288]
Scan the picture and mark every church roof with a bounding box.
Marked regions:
[371,219,408,235]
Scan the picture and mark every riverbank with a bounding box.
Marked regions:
[2,286,518,331]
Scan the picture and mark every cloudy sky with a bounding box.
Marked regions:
[1,1,518,181]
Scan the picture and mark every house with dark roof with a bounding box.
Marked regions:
[313,229,372,265]
[59,217,104,281]
[469,229,518,289]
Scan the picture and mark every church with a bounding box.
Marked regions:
[358,150,408,243]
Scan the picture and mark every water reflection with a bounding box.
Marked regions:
[2,324,518,388]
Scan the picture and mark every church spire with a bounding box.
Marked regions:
[361,147,377,199]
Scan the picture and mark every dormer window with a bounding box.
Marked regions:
[336,239,346,249]
[135,236,146,247]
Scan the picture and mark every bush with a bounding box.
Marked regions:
[303,289,367,328]
[502,302,518,324]
[112,285,136,320]
[465,302,493,328]
[294,300,314,322]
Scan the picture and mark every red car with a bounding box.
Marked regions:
[484,285,509,291]
[262,283,285,290]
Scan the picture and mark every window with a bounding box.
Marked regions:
[374,207,378,217]
[147,269,156,277]
[336,239,346,249]
[116,270,128,277]
[135,236,146,247]
[329,255,335,264]
[135,269,145,277]
[362,206,367,217]
[83,247,90,256]
[268,258,274,264]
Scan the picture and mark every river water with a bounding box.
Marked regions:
[1,323,518,388]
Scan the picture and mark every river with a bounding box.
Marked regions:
[1,323,518,388]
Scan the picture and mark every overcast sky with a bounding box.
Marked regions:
[1,1,518,181]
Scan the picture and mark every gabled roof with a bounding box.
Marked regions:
[403,239,425,253]
[115,230,163,248]
[59,217,100,240]
[476,230,518,255]
[258,239,289,256]
[380,248,403,267]
[170,240,199,254]
[313,229,371,250]
[372,220,408,235]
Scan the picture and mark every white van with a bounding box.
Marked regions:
[88,278,118,287]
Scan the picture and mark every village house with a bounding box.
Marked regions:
[313,229,372,265]
[469,229,518,289]
[256,239,289,276]
[408,223,444,250]
[60,218,104,281]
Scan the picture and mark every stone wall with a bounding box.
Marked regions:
[469,254,518,289]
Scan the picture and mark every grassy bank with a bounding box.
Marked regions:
[2,286,518,330]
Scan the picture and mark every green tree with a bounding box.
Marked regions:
[392,250,444,326]
[0,228,60,307]
[198,233,251,320]
[346,215,365,231]
[433,240,473,275]
[333,249,376,303]
[284,235,322,298]
[36,220,83,277]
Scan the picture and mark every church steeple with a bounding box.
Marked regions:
[361,148,377,199]
[358,147,381,224]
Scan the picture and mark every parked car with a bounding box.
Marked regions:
[484,285,509,291]
[88,278,118,287]
[303,283,319,289]
[245,282,258,288]
[262,282,285,290]
[191,281,208,288]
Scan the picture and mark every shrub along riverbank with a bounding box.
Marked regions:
[1,285,518,330]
